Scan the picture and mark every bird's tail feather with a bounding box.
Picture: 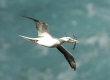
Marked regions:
[19,35,38,42]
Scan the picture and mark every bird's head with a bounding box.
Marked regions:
[61,37,78,43]
[64,37,78,43]
[62,33,79,50]
[62,33,78,43]
[66,37,78,43]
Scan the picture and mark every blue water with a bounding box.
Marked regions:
[0,0,110,80]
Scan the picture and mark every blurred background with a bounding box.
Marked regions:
[0,0,110,80]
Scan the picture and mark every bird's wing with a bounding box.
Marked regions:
[56,45,76,70]
[22,15,52,37]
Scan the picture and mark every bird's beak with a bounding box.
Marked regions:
[67,39,79,43]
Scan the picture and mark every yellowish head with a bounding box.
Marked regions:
[61,37,78,43]
[66,37,78,43]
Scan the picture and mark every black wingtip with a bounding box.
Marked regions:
[21,15,39,22]
[70,62,76,70]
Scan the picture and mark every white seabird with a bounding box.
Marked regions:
[19,15,78,70]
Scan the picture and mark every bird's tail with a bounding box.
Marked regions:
[19,35,38,42]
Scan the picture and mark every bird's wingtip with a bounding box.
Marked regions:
[19,35,31,41]
[19,35,27,39]
[20,14,26,18]
[19,35,23,37]
[70,62,76,70]
[20,15,39,22]
[20,15,29,19]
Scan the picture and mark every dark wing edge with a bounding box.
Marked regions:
[21,15,41,30]
[21,15,40,23]
[21,15,52,37]
[56,45,76,70]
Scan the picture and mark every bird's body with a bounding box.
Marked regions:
[20,35,73,48]
[37,37,61,48]
[20,15,78,70]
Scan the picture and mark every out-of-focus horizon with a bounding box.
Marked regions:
[0,0,110,80]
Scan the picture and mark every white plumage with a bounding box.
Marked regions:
[19,15,78,70]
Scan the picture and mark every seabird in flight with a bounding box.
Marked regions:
[19,15,78,70]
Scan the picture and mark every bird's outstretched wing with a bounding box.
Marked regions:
[56,45,76,70]
[22,15,52,37]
